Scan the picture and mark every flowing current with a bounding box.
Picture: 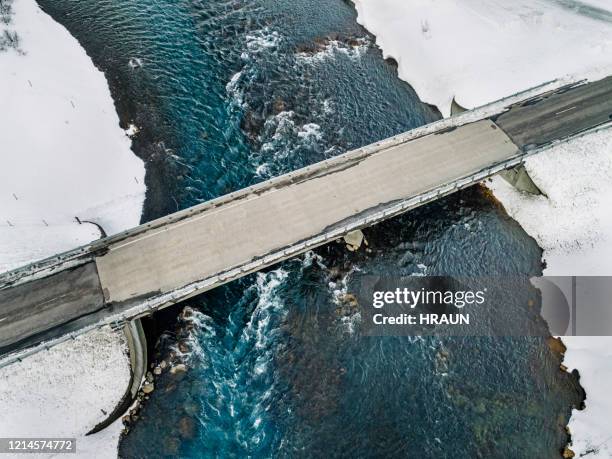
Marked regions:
[37,0,584,457]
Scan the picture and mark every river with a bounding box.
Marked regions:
[37,0,583,457]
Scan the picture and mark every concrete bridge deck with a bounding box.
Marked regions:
[1,75,611,359]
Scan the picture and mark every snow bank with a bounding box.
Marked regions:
[0,327,131,459]
[488,130,612,277]
[0,0,146,273]
[353,0,612,116]
[487,130,612,457]
[0,1,143,457]
[562,336,612,457]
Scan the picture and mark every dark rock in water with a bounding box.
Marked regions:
[474,401,486,414]
[398,250,415,266]
[547,337,567,355]
[171,363,188,374]
[338,293,358,307]
[328,266,344,282]
[298,35,336,54]
[241,110,264,140]
[335,294,359,317]
[562,447,576,458]
[161,382,175,395]
[273,97,288,114]
[164,437,180,456]
[345,36,362,47]
[142,382,155,394]
[295,42,314,53]
[317,37,334,48]
[184,401,199,416]
[434,349,449,374]
[296,33,364,57]
[178,416,196,439]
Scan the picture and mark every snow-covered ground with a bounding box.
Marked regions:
[563,336,612,457]
[0,0,145,273]
[488,131,612,278]
[0,0,145,457]
[353,0,612,117]
[0,327,131,459]
[353,0,612,456]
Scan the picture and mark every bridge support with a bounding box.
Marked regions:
[499,164,542,195]
[450,95,541,196]
[87,318,147,435]
[124,318,148,400]
[450,97,468,116]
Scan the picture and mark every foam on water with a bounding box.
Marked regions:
[254,110,325,178]
[159,270,291,455]
[245,28,281,54]
[295,38,370,63]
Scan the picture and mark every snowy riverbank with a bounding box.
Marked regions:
[487,131,612,457]
[0,0,146,457]
[0,328,131,458]
[353,0,612,117]
[353,0,612,456]
[0,0,145,273]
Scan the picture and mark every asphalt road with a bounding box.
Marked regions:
[496,75,612,147]
[0,262,104,350]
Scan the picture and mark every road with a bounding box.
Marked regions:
[0,262,105,351]
[496,75,612,146]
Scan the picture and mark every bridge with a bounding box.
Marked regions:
[1,76,611,359]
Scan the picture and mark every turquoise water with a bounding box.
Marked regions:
[37,0,583,457]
